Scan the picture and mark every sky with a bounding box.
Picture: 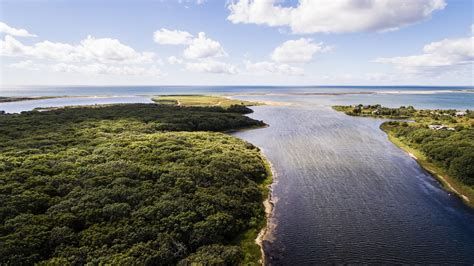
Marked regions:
[0,0,473,86]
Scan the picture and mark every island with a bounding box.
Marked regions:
[0,96,62,103]
[333,104,474,206]
[152,95,261,108]
[0,97,271,265]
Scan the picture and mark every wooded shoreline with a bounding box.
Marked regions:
[333,104,474,207]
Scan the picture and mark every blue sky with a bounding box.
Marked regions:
[0,0,472,86]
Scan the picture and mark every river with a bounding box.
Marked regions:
[233,96,474,264]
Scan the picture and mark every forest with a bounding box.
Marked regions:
[0,103,270,265]
[334,104,474,203]
[332,104,417,118]
[381,121,474,187]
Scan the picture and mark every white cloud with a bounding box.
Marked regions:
[185,60,238,74]
[374,32,473,74]
[80,36,154,63]
[0,22,37,37]
[0,35,154,64]
[245,60,304,76]
[228,0,446,34]
[52,63,162,76]
[153,28,193,45]
[10,60,162,76]
[271,38,331,63]
[9,60,42,70]
[167,56,184,64]
[183,32,226,59]
[0,35,29,55]
[178,0,207,5]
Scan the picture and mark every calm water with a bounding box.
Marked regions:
[2,86,474,263]
[0,96,153,113]
[1,85,472,97]
[233,95,474,264]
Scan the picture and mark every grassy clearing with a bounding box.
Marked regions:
[152,95,261,107]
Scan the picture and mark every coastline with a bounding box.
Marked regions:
[232,148,274,265]
[331,105,473,208]
[383,130,474,207]
[256,151,275,265]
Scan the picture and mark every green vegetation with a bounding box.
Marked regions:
[333,104,417,118]
[0,103,271,264]
[152,95,261,108]
[0,96,60,103]
[334,104,474,205]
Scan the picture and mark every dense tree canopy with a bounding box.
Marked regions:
[0,104,269,265]
[383,121,474,186]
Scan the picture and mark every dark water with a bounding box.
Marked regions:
[233,98,474,264]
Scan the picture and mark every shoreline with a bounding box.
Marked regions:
[384,131,473,207]
[256,151,276,265]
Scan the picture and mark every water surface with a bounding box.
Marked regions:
[233,97,474,264]
[0,96,152,113]
[2,86,473,113]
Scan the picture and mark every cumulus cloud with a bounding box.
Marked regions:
[0,22,37,37]
[153,29,227,62]
[155,30,232,74]
[271,38,331,63]
[0,35,154,64]
[374,31,473,74]
[10,60,162,76]
[245,60,304,76]
[153,28,193,45]
[9,60,42,70]
[227,0,446,34]
[185,60,238,74]
[167,56,184,64]
[183,32,227,59]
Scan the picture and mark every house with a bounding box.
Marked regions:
[428,125,442,130]
[428,124,455,131]
[428,124,447,130]
[455,111,466,117]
